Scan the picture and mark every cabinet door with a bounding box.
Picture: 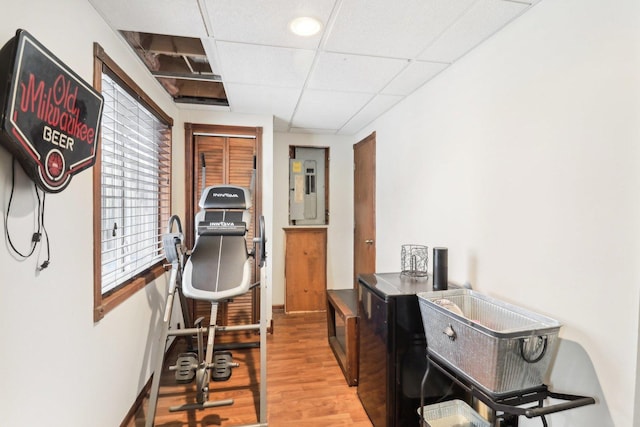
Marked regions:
[284,228,327,312]
[357,284,389,427]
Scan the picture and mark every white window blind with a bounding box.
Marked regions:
[100,72,171,295]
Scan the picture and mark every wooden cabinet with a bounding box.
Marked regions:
[284,227,327,312]
[327,289,359,386]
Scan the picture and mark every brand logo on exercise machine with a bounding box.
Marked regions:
[0,29,103,193]
[212,192,239,198]
[208,221,235,228]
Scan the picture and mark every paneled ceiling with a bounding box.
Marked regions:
[88,0,541,135]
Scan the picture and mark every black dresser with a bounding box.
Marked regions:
[357,273,465,427]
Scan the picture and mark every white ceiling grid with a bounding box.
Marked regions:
[88,0,541,135]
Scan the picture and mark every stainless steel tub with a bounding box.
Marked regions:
[417,289,561,396]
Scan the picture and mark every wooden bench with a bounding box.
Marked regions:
[326,289,359,386]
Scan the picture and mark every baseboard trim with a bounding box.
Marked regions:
[119,376,152,427]
[119,338,178,427]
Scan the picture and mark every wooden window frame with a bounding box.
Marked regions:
[92,43,173,322]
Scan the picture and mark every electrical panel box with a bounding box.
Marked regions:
[289,147,326,225]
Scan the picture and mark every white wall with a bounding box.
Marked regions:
[356,0,639,425]
[272,132,354,306]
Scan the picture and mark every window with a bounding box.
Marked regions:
[93,44,173,321]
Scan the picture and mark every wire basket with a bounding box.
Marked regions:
[401,244,429,277]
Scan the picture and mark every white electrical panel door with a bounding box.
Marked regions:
[289,148,326,225]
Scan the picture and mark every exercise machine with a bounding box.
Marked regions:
[145,184,268,427]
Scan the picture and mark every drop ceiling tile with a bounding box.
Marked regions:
[325,0,476,59]
[88,0,208,37]
[339,94,403,134]
[381,61,449,96]
[91,0,542,134]
[201,37,224,75]
[204,0,336,49]
[291,90,374,130]
[418,0,530,63]
[215,41,315,88]
[308,52,407,93]
[224,83,300,123]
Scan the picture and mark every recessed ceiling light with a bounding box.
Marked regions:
[289,17,322,37]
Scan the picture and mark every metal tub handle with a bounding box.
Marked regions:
[444,324,456,341]
[520,335,548,363]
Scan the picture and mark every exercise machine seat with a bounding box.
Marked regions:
[182,185,252,301]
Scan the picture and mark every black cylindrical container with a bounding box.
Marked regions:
[433,247,448,290]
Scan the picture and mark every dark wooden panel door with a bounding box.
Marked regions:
[354,132,376,287]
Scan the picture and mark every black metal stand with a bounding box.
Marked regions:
[422,353,595,427]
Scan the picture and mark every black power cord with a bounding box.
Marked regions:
[34,183,50,271]
[4,158,50,270]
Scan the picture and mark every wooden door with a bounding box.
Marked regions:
[184,124,262,330]
[353,132,376,287]
[284,228,327,312]
[194,135,255,236]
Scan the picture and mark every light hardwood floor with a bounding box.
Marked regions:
[129,311,372,427]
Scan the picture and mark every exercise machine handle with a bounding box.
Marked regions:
[167,215,183,234]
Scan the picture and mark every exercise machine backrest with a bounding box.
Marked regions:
[182,185,253,301]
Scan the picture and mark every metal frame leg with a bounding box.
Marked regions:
[145,268,179,427]
[199,302,220,403]
[258,268,268,425]
[176,283,194,350]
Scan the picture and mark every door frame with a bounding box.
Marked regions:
[184,123,263,323]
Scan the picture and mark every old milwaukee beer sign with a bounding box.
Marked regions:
[0,29,103,192]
